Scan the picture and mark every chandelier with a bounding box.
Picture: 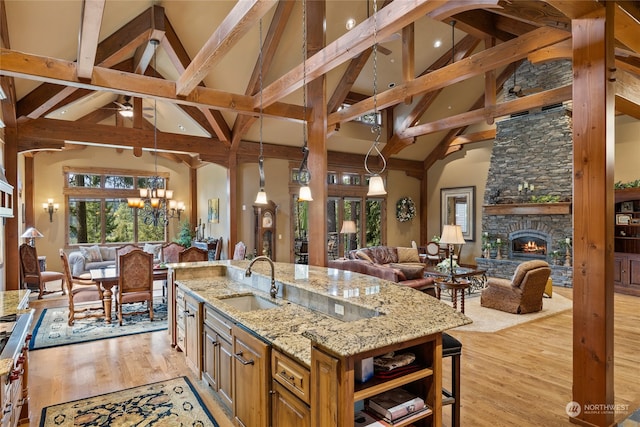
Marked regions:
[126,39,184,226]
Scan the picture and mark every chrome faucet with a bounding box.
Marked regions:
[245,256,278,298]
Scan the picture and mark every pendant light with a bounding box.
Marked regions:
[365,0,387,196]
[298,0,313,202]
[254,19,268,205]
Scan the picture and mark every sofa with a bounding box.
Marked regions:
[67,243,162,277]
[328,246,435,295]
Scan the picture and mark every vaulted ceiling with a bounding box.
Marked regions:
[1,0,639,170]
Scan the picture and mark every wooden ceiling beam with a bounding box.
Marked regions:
[76,0,105,80]
[615,69,640,115]
[0,48,306,121]
[332,26,569,127]
[231,0,295,149]
[528,39,572,64]
[95,5,161,68]
[615,2,640,57]
[402,84,572,140]
[160,14,228,144]
[259,0,500,108]
[402,24,415,105]
[175,0,277,97]
[448,10,512,41]
[542,0,601,20]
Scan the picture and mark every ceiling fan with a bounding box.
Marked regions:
[107,95,154,118]
[508,68,543,98]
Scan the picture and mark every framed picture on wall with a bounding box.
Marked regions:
[620,201,634,212]
[208,198,219,223]
[441,186,475,241]
[616,214,632,225]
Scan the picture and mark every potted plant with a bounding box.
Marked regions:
[174,220,194,248]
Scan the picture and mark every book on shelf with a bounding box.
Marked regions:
[363,406,433,426]
[367,388,425,422]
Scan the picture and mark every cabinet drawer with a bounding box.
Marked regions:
[272,349,310,405]
[176,288,186,310]
[204,305,233,341]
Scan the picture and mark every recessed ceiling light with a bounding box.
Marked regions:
[178,124,186,131]
[60,110,67,115]
[434,40,442,48]
[346,18,356,30]
[388,82,396,88]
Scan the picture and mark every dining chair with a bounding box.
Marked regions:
[232,241,246,260]
[115,243,139,273]
[117,249,154,326]
[19,243,66,299]
[212,237,223,260]
[425,242,442,265]
[162,242,185,264]
[59,249,105,326]
[179,246,208,262]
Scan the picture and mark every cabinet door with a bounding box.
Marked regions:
[202,325,218,390]
[628,256,640,288]
[218,337,233,410]
[233,326,270,427]
[184,295,201,375]
[613,255,625,286]
[271,380,310,427]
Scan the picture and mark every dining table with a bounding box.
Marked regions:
[89,266,168,324]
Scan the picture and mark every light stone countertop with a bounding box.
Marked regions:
[0,290,33,376]
[172,261,471,367]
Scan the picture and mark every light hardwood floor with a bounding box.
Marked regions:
[27,287,639,427]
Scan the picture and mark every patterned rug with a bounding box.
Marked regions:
[39,377,219,426]
[30,300,167,350]
[444,292,573,332]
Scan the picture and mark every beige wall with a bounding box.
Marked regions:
[385,169,421,248]
[23,146,190,273]
[427,141,493,264]
[615,116,640,183]
[195,162,229,259]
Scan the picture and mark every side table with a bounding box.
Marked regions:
[436,280,471,314]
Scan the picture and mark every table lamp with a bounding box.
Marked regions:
[439,224,465,282]
[340,220,357,252]
[21,227,44,247]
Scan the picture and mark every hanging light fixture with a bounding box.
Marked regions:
[298,0,313,202]
[365,0,387,196]
[254,19,268,205]
[127,39,185,226]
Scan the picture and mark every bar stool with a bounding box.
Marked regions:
[442,332,462,427]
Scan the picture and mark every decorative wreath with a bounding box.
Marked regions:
[396,197,416,222]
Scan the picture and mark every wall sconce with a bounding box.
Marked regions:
[43,199,59,222]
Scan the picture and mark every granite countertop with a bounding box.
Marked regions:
[172,261,471,367]
[0,290,33,376]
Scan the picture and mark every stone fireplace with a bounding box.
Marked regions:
[475,59,574,287]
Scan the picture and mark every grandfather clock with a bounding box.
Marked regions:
[253,200,277,259]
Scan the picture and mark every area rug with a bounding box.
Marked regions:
[39,376,219,427]
[30,300,167,350]
[443,292,573,332]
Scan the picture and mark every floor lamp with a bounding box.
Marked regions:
[439,224,465,282]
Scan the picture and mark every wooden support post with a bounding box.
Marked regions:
[571,5,615,426]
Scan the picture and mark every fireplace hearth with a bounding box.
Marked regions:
[509,229,551,260]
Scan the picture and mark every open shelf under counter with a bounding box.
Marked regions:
[353,366,433,401]
[483,202,571,215]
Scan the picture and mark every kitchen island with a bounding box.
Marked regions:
[168,261,470,427]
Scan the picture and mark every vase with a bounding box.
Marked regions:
[496,248,502,260]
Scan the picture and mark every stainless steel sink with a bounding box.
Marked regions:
[221,295,279,311]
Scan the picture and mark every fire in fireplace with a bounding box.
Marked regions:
[509,230,551,260]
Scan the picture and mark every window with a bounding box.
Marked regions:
[64,167,168,246]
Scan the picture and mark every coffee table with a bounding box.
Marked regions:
[435,280,471,313]
[424,265,487,294]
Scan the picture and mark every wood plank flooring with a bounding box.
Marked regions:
[27,287,639,426]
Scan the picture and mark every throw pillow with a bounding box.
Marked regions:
[390,263,424,280]
[355,250,373,263]
[143,243,162,260]
[99,247,116,261]
[397,247,420,263]
[80,245,103,263]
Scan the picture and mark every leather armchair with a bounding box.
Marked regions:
[480,260,551,314]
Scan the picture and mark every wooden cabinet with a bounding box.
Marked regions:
[202,305,233,410]
[175,287,186,351]
[614,189,640,296]
[615,189,640,254]
[614,253,640,296]
[271,349,311,427]
[184,293,202,375]
[311,334,440,427]
[271,381,311,427]
[232,325,271,427]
